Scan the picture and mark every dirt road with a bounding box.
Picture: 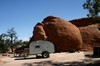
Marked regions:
[0,52,85,66]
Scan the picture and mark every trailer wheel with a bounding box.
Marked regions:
[42,52,49,58]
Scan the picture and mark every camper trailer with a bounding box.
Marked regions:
[24,40,55,58]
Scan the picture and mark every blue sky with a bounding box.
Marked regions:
[0,0,88,41]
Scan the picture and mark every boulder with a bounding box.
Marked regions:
[33,23,47,41]
[79,24,100,50]
[70,17,100,51]
[31,16,83,52]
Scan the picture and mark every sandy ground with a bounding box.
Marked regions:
[0,52,100,66]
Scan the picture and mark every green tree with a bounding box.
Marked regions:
[6,27,18,52]
[0,28,28,53]
[0,33,9,53]
[22,41,28,46]
[83,0,100,17]
[14,40,28,49]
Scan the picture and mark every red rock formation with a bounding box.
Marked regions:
[70,16,100,27]
[70,17,100,51]
[33,23,47,41]
[80,24,100,50]
[31,16,83,52]
[15,16,100,52]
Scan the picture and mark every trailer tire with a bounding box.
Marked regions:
[42,52,49,58]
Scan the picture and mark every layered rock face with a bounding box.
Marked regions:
[70,17,100,50]
[31,16,83,52]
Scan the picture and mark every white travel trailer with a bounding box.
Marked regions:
[24,40,55,58]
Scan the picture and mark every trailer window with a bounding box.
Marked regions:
[35,45,40,48]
